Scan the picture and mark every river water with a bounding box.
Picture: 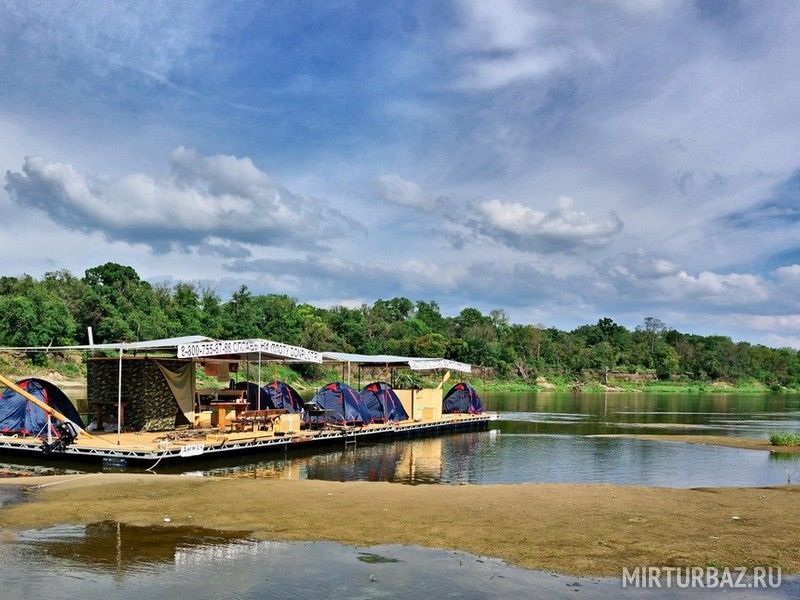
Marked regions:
[2,391,800,487]
[0,521,794,599]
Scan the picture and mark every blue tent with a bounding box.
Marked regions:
[0,378,84,437]
[360,382,408,423]
[309,382,370,424]
[263,381,305,415]
[442,382,483,414]
[235,381,262,409]
[238,380,305,415]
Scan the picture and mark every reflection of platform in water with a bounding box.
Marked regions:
[178,428,499,484]
[16,521,252,575]
[396,437,443,483]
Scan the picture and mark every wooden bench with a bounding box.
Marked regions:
[229,409,288,432]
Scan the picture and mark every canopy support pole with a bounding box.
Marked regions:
[257,351,262,410]
[117,347,123,445]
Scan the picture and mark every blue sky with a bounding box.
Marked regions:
[2,0,800,347]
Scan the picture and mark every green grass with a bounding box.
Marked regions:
[769,431,800,447]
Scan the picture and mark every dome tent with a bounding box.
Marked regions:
[360,382,408,423]
[235,381,260,408]
[263,381,306,415]
[442,382,483,414]
[0,378,84,436]
[309,382,370,425]
[238,380,305,415]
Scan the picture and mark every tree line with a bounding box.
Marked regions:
[1,262,799,387]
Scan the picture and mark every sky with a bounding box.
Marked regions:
[1,0,800,347]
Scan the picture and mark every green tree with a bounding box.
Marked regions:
[590,341,617,384]
[0,287,76,348]
[413,333,448,357]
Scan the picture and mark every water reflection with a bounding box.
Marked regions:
[16,522,250,575]
[484,391,800,437]
[3,523,796,599]
[194,436,458,484]
[181,429,800,487]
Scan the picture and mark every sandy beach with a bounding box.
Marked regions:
[0,474,797,576]
[591,434,800,454]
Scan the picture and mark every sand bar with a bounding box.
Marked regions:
[591,434,800,453]
[0,474,798,576]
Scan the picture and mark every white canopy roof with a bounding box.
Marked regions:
[321,351,471,373]
[0,335,322,364]
[0,335,213,353]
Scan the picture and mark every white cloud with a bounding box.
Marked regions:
[610,250,680,279]
[775,264,800,282]
[373,174,436,211]
[737,314,800,332]
[609,255,772,308]
[4,148,359,253]
[227,254,468,299]
[455,0,547,52]
[460,51,569,90]
[452,0,602,89]
[672,271,769,303]
[1,1,219,81]
[476,196,623,251]
[762,334,800,350]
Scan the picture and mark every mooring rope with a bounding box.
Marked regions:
[145,450,169,473]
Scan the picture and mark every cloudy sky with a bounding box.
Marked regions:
[2,0,800,347]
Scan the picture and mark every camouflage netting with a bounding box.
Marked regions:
[88,358,194,431]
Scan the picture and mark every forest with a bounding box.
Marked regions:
[1,262,799,389]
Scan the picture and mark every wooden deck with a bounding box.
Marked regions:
[0,413,497,467]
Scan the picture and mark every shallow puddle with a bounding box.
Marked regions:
[0,521,795,598]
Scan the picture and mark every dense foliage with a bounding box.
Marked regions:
[1,263,799,387]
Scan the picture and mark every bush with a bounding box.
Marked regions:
[769,431,800,446]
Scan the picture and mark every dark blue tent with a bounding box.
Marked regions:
[443,382,483,414]
[360,382,408,423]
[263,381,305,415]
[236,381,262,409]
[238,380,305,415]
[309,382,370,424]
[0,378,84,437]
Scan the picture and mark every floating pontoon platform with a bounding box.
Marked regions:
[0,413,497,468]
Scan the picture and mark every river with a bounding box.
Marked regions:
[2,391,799,487]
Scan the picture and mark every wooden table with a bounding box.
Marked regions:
[234,409,288,432]
[210,402,248,428]
[197,388,245,411]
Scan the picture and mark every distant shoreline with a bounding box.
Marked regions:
[1,474,798,577]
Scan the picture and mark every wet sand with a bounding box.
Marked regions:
[0,474,798,576]
[591,434,800,453]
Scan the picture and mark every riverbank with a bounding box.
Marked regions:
[6,369,798,397]
[591,434,800,454]
[0,474,798,576]
[475,377,799,394]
